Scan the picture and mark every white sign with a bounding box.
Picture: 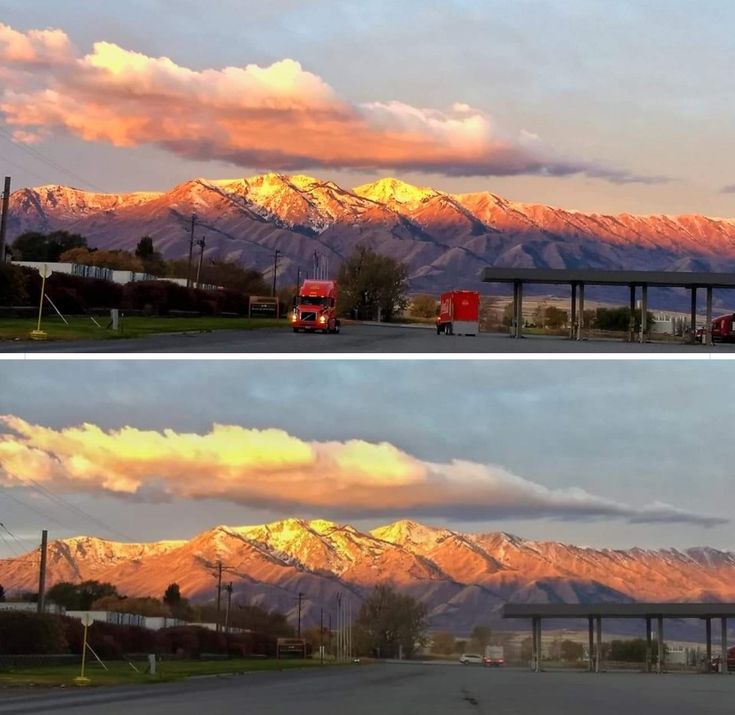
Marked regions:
[80,613,93,627]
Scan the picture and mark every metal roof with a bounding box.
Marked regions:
[502,603,735,619]
[481,268,735,288]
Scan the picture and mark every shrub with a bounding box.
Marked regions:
[0,612,68,655]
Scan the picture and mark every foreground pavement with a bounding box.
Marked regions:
[1,323,730,353]
[0,663,733,715]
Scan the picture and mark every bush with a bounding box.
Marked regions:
[61,617,156,659]
[155,626,227,658]
[122,281,250,316]
[0,612,68,655]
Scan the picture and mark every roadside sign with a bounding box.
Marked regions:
[249,296,279,319]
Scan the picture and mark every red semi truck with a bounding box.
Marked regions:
[436,290,480,336]
[290,279,341,334]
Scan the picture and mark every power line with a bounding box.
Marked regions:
[0,125,106,192]
[15,476,132,542]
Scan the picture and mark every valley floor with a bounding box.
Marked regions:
[0,662,732,715]
[1,322,729,353]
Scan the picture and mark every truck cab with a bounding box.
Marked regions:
[291,280,340,334]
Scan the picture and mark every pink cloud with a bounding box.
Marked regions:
[0,416,721,525]
[0,23,664,181]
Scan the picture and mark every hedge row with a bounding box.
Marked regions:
[0,612,279,659]
[0,264,252,316]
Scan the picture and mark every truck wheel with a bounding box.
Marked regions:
[292,328,299,333]
[334,321,341,334]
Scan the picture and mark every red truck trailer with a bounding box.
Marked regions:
[290,279,340,334]
[710,314,735,342]
[436,290,480,336]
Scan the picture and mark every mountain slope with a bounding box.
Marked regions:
[3,519,735,632]
[8,175,735,303]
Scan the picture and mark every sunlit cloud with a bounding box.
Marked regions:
[0,416,722,526]
[0,23,665,182]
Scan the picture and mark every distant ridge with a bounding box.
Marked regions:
[2,518,734,632]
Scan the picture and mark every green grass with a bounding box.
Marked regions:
[0,316,289,342]
[0,658,326,688]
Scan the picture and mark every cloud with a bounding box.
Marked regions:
[721,184,735,194]
[0,416,723,527]
[0,23,664,182]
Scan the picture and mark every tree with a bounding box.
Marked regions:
[166,258,269,294]
[544,306,568,329]
[59,247,145,272]
[353,584,428,659]
[430,631,455,654]
[135,236,155,260]
[560,639,584,662]
[11,231,87,261]
[163,583,182,607]
[409,294,437,319]
[593,307,654,333]
[470,625,493,650]
[0,585,5,603]
[337,245,408,322]
[135,236,167,276]
[46,581,118,610]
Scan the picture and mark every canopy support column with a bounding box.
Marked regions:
[576,284,585,341]
[657,616,664,674]
[639,284,648,343]
[721,618,728,674]
[705,286,713,346]
[645,617,652,673]
[570,283,577,340]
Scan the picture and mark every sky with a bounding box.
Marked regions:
[0,0,734,215]
[0,359,732,556]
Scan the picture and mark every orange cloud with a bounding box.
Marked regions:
[0,23,664,181]
[0,416,722,525]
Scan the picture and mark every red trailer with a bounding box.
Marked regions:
[711,314,735,342]
[436,290,480,336]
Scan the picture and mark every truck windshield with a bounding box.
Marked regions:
[299,296,330,306]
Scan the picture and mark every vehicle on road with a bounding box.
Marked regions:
[291,280,341,334]
[459,653,483,664]
[711,645,735,672]
[711,314,735,342]
[483,645,505,667]
[436,290,480,336]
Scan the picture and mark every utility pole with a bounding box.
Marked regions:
[224,582,233,634]
[319,607,324,664]
[195,235,206,288]
[0,176,10,263]
[272,249,280,297]
[297,591,304,638]
[215,561,222,632]
[186,213,196,288]
[296,266,302,292]
[37,529,48,613]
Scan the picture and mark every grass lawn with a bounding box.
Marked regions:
[0,316,288,342]
[0,658,327,688]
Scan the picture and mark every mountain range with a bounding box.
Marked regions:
[3,519,734,634]
[8,175,735,305]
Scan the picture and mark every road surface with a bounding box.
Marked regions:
[1,323,731,353]
[0,663,733,715]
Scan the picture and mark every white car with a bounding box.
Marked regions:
[459,653,483,664]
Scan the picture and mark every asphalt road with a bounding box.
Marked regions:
[0,664,733,715]
[1,323,731,353]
